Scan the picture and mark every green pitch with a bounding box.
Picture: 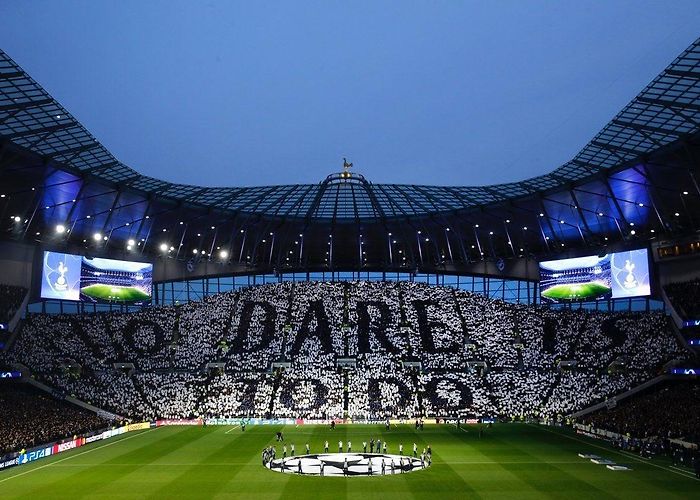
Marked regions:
[81,284,150,302]
[0,424,695,499]
[541,282,611,301]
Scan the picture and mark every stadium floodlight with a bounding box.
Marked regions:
[12,215,20,222]
[128,239,135,246]
[55,224,66,234]
[683,191,689,195]
[193,249,198,254]
[220,250,228,259]
[160,243,168,252]
[523,226,528,230]
[630,230,636,235]
[93,232,102,241]
[127,245,132,251]
[675,212,680,216]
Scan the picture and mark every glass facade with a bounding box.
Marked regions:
[27,271,664,314]
[27,272,662,314]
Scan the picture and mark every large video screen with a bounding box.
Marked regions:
[41,251,153,305]
[539,248,650,303]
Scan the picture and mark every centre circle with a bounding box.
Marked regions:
[265,453,429,476]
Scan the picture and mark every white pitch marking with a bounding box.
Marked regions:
[529,424,698,481]
[671,465,695,473]
[49,460,591,467]
[0,428,157,484]
[224,425,240,434]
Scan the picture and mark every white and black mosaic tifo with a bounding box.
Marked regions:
[265,453,429,476]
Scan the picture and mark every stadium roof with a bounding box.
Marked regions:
[1,38,700,277]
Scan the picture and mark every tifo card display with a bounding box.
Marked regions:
[539,249,650,303]
[41,251,153,305]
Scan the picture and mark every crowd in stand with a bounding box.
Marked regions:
[664,278,700,319]
[583,381,700,445]
[0,283,26,323]
[0,382,110,456]
[2,281,686,425]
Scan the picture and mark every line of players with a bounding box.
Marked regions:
[269,432,431,457]
[262,438,432,467]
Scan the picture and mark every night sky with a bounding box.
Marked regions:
[3,1,700,187]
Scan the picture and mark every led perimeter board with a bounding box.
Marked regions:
[41,251,153,305]
[539,248,650,304]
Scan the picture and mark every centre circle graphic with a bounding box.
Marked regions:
[265,453,429,476]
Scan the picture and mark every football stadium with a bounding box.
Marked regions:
[1,4,699,499]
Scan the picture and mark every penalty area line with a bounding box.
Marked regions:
[0,428,157,484]
[528,424,698,481]
[224,425,240,434]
